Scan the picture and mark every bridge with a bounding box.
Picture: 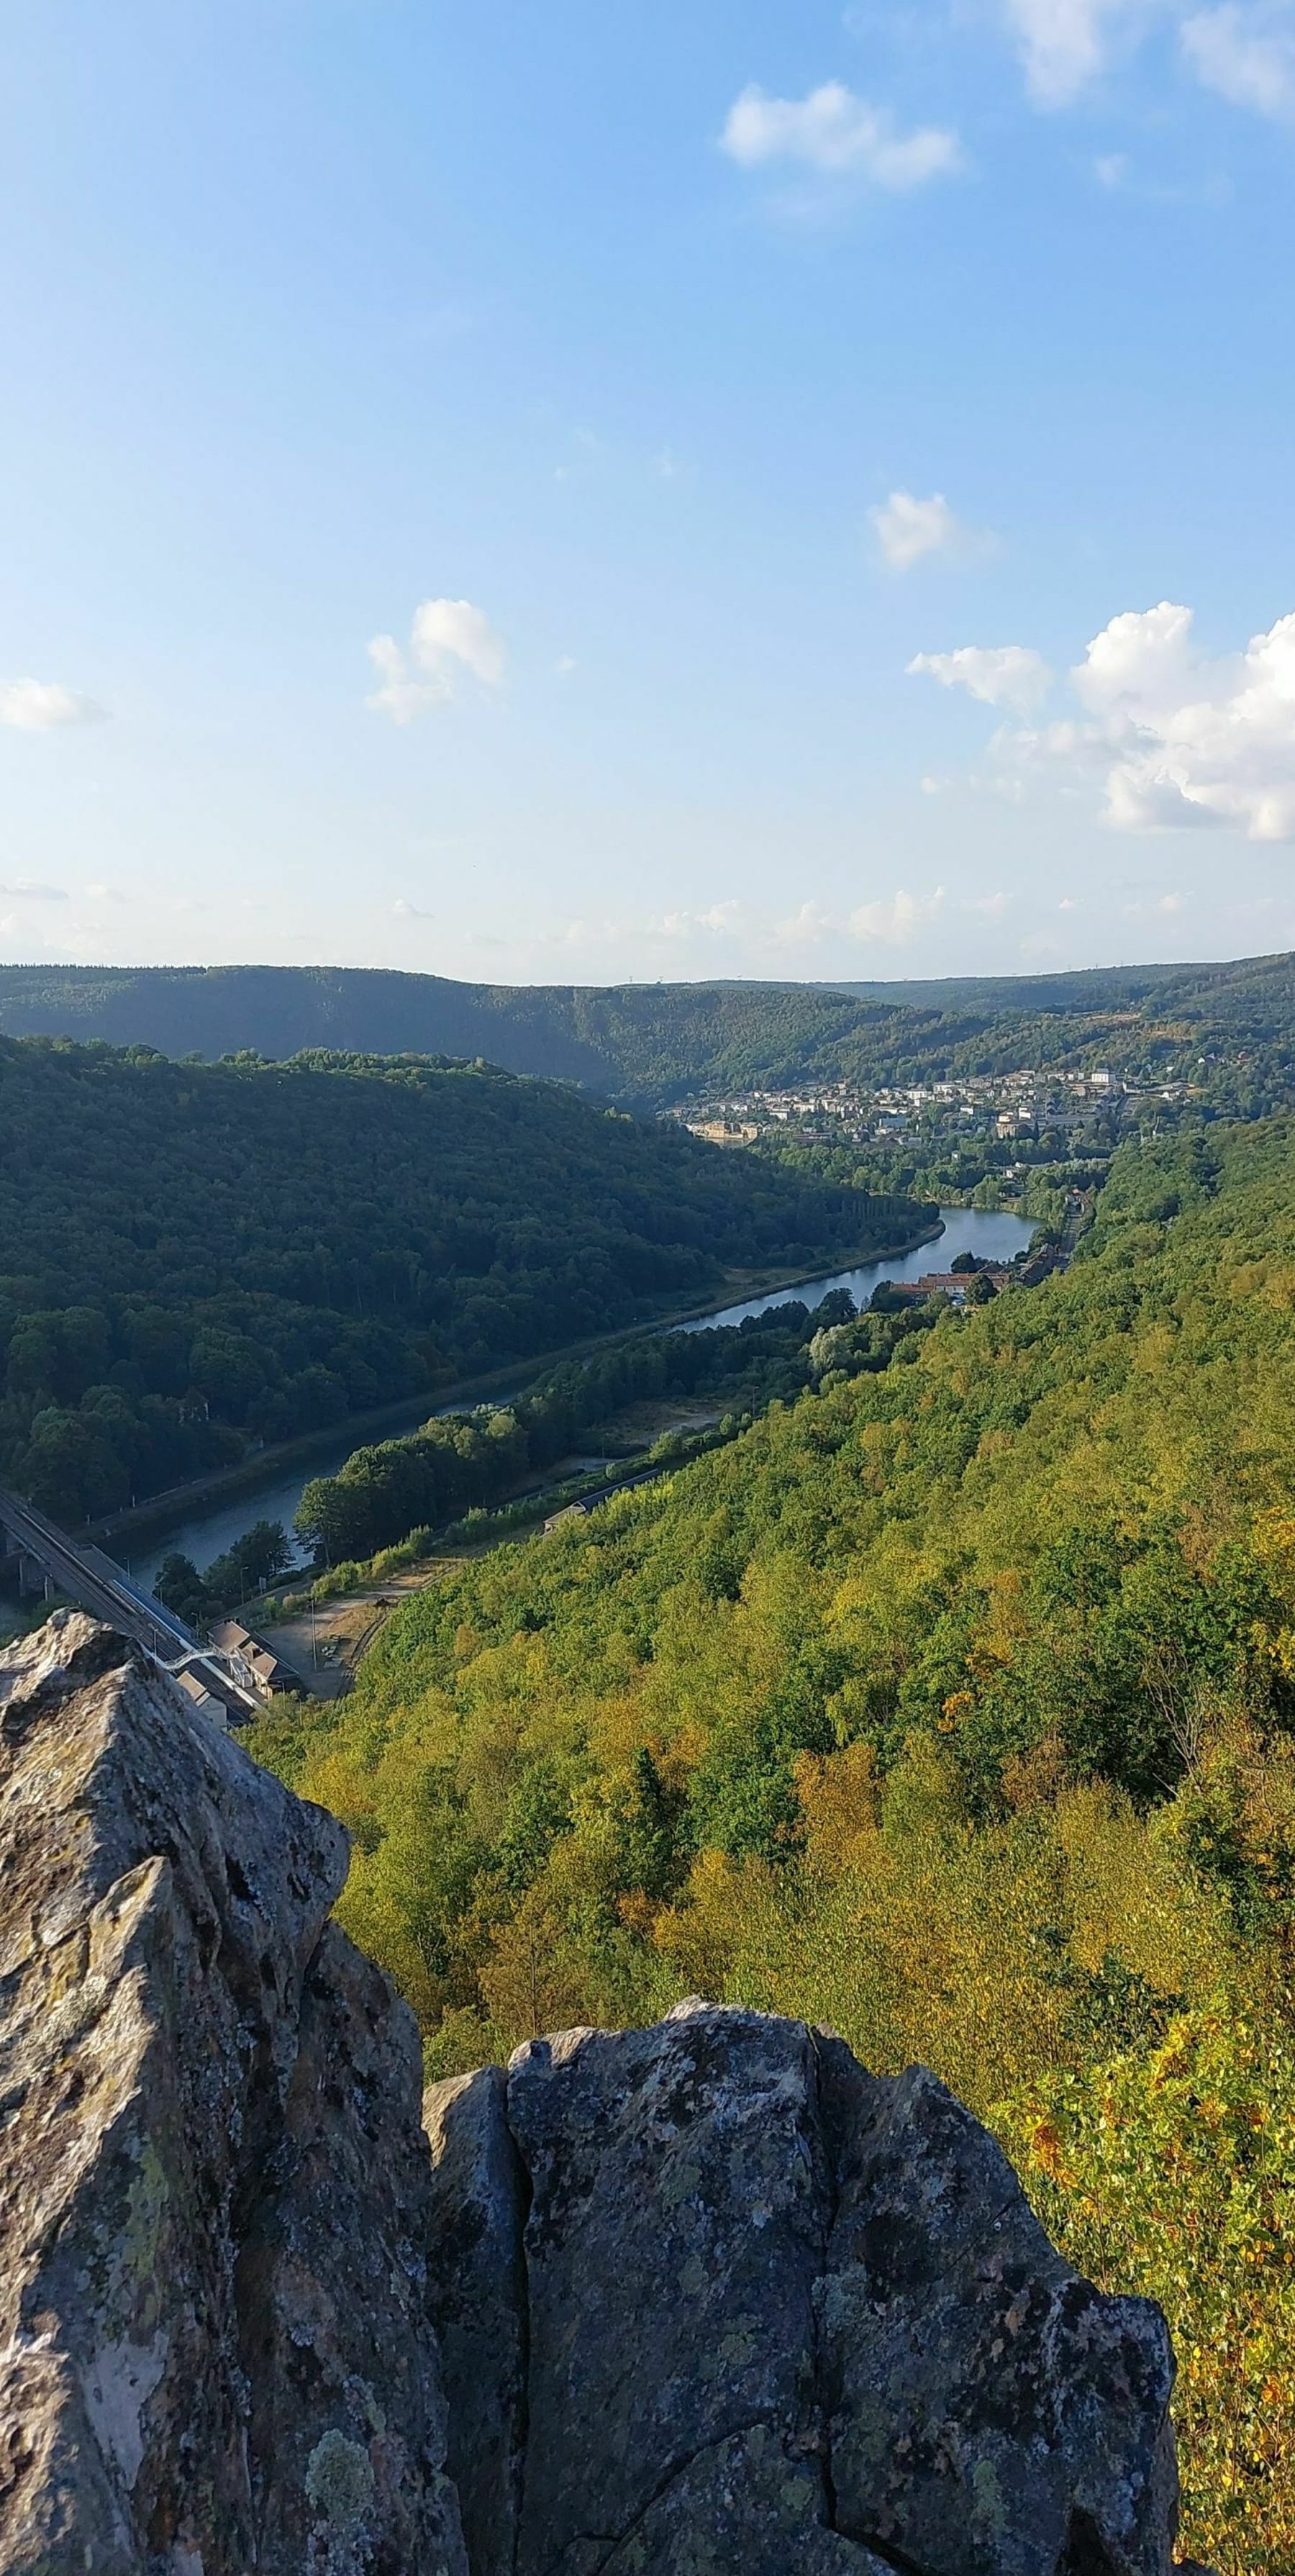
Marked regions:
[0,1482,262,1722]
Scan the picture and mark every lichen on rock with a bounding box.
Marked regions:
[425,1998,1186,2576]
[1,1616,1194,2576]
[0,1611,467,2576]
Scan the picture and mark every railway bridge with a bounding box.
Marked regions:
[0,1482,261,1722]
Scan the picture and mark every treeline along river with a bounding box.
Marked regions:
[132,1209,1033,1587]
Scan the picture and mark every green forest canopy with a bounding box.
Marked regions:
[3,948,1295,1107]
[250,1115,1295,2572]
[0,1035,920,1522]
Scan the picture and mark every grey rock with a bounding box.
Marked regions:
[817,2044,1178,2576]
[506,2003,832,2576]
[0,1614,1191,2576]
[424,2067,527,2576]
[0,1612,468,2576]
[425,1999,1183,2576]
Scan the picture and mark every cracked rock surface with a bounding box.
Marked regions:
[1,1613,1186,2576]
[0,1612,467,2576]
[425,2006,1182,2576]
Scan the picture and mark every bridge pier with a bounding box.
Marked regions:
[1,1531,42,1599]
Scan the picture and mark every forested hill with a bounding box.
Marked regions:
[0,963,859,1102]
[4,949,1295,1107]
[0,1037,920,1521]
[252,1112,1295,2570]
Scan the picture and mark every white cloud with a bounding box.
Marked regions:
[412,597,504,686]
[1001,0,1130,102]
[366,597,504,722]
[1071,602,1295,836]
[771,888,945,948]
[775,899,838,945]
[998,0,1295,112]
[1071,599,1197,718]
[1181,4,1295,116]
[871,489,971,571]
[950,602,1295,840]
[908,643,1054,710]
[653,901,742,938]
[720,81,960,189]
[366,634,438,724]
[0,679,107,731]
[848,886,946,941]
[0,878,68,901]
[964,889,1010,915]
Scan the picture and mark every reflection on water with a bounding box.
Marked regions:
[134,1207,1035,1585]
[679,1207,1035,1333]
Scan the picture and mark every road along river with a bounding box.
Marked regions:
[132,1207,1035,1587]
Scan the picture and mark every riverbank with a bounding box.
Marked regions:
[247,1206,1037,1688]
[96,1211,946,1571]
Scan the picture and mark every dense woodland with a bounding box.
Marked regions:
[4,948,1295,1109]
[9,973,1295,2560]
[0,1036,917,1522]
[285,1284,952,1564]
[250,1116,1295,2572]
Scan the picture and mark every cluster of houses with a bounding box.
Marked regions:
[681,1063,1191,1155]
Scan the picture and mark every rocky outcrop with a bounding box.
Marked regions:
[425,2009,1180,2576]
[2,1613,1188,2576]
[0,1612,467,2575]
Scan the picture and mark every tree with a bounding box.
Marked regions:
[154,1553,215,1625]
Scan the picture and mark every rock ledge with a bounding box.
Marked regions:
[1,1617,1186,2575]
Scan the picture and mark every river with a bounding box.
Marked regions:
[678,1207,1035,1332]
[130,1207,1035,1588]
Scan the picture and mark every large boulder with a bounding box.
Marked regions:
[426,2003,1181,2576]
[1,1612,1188,2576]
[0,1611,467,2576]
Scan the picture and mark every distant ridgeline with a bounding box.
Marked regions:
[0,1036,922,1522]
[3,949,1295,1107]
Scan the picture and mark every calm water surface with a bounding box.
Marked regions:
[133,1207,1035,1586]
[678,1207,1035,1331]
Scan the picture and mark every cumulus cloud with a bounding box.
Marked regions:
[1073,602,1295,838]
[774,900,838,945]
[0,679,107,731]
[871,490,969,571]
[1001,0,1129,102]
[849,886,946,941]
[908,643,1054,709]
[996,0,1295,112]
[0,878,68,901]
[772,889,945,948]
[928,600,1295,840]
[720,81,960,189]
[653,901,742,939]
[366,597,504,721]
[1181,4,1295,116]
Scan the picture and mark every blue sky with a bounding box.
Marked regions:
[1,0,1294,984]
